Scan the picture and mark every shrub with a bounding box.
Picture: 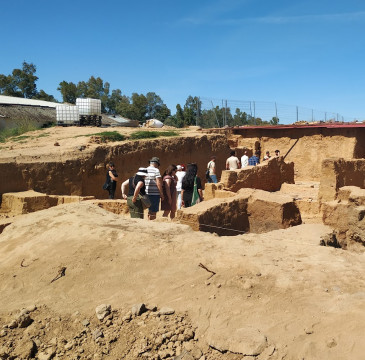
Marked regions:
[89,131,125,142]
[130,130,179,140]
[0,121,39,143]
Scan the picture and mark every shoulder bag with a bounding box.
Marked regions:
[191,176,201,206]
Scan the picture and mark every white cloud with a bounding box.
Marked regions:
[180,10,365,26]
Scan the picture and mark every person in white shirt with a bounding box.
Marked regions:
[175,164,186,209]
[207,156,217,183]
[145,156,164,220]
[241,151,249,168]
[226,150,240,170]
[263,151,271,161]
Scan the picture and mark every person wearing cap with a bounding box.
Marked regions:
[263,151,271,161]
[121,167,148,219]
[145,156,164,220]
[106,162,118,199]
[176,164,186,209]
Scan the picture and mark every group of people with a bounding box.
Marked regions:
[104,149,281,220]
[226,149,280,169]
[105,157,204,221]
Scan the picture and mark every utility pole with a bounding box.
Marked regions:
[253,101,256,124]
[225,100,228,125]
[296,106,298,122]
[196,97,200,126]
[275,102,278,119]
[211,101,220,128]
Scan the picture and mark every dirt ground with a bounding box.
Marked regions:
[1,203,365,360]
[0,125,197,164]
[0,126,365,359]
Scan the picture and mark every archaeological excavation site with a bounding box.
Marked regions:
[0,123,364,360]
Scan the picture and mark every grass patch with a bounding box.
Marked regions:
[130,130,179,140]
[82,131,126,142]
[35,133,50,138]
[12,135,31,142]
[0,122,40,143]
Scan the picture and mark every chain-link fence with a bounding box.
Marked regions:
[197,97,357,127]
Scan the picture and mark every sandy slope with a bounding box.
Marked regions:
[0,126,195,163]
[1,202,364,359]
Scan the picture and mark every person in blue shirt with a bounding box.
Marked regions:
[248,151,260,166]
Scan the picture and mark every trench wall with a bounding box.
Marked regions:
[226,127,365,181]
[219,157,294,192]
[0,135,230,200]
[318,158,365,203]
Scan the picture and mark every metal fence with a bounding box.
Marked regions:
[199,98,358,126]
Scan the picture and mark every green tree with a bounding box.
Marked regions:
[84,76,105,99]
[183,96,201,126]
[0,62,38,98]
[0,74,18,96]
[116,93,148,123]
[175,104,185,127]
[145,92,171,122]
[0,62,56,101]
[233,108,248,126]
[270,116,279,125]
[34,90,57,102]
[106,89,129,114]
[12,62,38,98]
[57,81,78,103]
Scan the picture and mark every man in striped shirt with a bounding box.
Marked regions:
[145,156,164,220]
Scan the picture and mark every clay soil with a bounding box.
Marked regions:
[0,127,365,360]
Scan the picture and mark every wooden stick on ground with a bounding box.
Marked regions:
[198,263,216,279]
[20,259,29,267]
[50,267,67,284]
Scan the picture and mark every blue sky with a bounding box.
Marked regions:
[2,0,365,122]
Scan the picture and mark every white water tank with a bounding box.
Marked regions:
[76,98,101,115]
[56,105,79,125]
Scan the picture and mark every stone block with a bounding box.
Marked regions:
[0,190,57,215]
[219,157,294,194]
[177,189,301,235]
[321,186,365,251]
[319,158,365,203]
[204,183,235,201]
[0,191,96,216]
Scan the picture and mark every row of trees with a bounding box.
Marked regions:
[0,62,279,127]
[0,62,56,102]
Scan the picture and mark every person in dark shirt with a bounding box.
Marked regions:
[106,162,118,199]
[121,168,148,219]
[181,163,203,207]
[248,151,260,166]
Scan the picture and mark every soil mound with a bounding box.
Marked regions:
[1,202,365,359]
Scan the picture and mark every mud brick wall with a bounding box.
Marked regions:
[177,189,301,236]
[318,159,365,203]
[219,157,294,193]
[321,186,365,251]
[215,126,365,181]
